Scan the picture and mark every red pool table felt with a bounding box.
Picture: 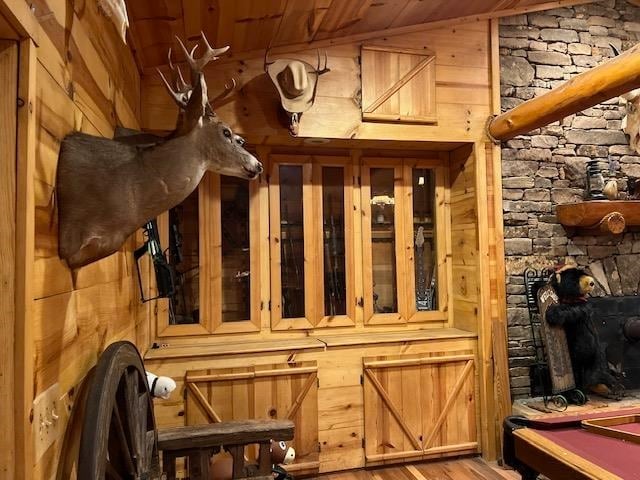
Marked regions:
[520,408,640,479]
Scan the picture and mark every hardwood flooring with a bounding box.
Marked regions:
[313,458,519,480]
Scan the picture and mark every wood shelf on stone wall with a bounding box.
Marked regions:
[557,200,640,235]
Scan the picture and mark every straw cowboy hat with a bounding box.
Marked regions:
[265,51,329,113]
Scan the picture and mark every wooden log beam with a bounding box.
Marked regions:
[488,43,640,140]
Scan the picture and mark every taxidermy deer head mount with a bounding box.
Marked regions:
[57,33,263,269]
[264,49,330,136]
[612,45,640,153]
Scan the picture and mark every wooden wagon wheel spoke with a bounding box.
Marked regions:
[136,390,151,472]
[106,460,125,480]
[123,367,144,472]
[109,403,136,475]
[78,341,160,480]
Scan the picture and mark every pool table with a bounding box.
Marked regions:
[503,409,640,480]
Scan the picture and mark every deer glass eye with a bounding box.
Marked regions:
[236,136,245,146]
[223,128,232,139]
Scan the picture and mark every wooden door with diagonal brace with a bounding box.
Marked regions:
[361,45,437,124]
[185,361,319,472]
[363,352,478,464]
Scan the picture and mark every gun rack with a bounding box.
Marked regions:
[556,200,640,235]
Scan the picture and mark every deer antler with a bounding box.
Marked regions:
[176,31,229,81]
[159,32,231,136]
[209,78,237,110]
[158,48,193,110]
[316,49,330,75]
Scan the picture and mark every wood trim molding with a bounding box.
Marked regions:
[0,0,39,44]
[0,39,17,480]
[15,37,37,480]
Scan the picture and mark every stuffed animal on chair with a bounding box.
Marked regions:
[209,440,295,480]
[546,265,623,398]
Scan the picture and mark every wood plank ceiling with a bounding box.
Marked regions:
[125,0,588,71]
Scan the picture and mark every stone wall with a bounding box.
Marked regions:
[500,0,640,399]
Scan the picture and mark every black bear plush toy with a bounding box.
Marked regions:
[546,265,623,399]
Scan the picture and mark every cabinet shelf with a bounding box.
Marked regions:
[557,200,640,235]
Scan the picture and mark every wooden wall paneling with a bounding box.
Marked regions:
[361,158,406,325]
[489,18,512,460]
[141,22,493,143]
[361,45,437,123]
[15,37,36,480]
[20,1,144,477]
[484,142,511,460]
[473,142,498,460]
[0,38,17,480]
[448,144,479,334]
[440,151,454,326]
[33,63,131,299]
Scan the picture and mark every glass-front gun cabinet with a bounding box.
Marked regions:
[157,152,449,336]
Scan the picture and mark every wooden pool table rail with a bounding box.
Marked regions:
[512,428,623,480]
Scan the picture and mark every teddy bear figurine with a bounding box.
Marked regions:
[545,265,624,399]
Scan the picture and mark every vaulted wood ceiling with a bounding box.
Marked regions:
[125,0,590,71]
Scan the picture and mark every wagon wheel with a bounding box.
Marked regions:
[78,341,160,479]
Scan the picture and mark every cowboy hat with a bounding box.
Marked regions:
[267,59,321,113]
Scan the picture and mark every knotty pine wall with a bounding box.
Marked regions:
[20,1,153,478]
[142,21,493,143]
[141,19,511,462]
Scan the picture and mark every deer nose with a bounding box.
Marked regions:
[256,163,264,174]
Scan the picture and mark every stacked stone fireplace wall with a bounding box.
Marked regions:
[500,0,640,399]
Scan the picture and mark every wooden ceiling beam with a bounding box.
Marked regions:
[488,42,640,140]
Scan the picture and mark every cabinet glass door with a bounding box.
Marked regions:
[362,160,406,324]
[279,165,306,319]
[412,168,437,311]
[404,160,448,323]
[315,159,355,328]
[270,158,315,329]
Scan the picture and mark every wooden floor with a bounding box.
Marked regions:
[314,458,518,480]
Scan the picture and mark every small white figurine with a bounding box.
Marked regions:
[146,371,177,400]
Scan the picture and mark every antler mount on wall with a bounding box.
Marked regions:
[57,33,263,269]
[264,49,330,136]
